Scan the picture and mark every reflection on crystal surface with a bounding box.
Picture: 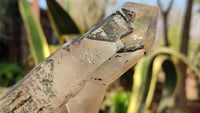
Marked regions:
[0,2,158,113]
[120,2,158,52]
[65,3,158,113]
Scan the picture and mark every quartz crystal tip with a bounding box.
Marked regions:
[119,2,158,52]
[73,2,158,53]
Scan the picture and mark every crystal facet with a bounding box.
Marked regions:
[0,2,158,113]
[120,2,158,52]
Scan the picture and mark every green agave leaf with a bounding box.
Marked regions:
[46,0,83,45]
[128,53,180,113]
[18,0,50,64]
[128,47,200,113]
[128,57,153,113]
[156,56,179,113]
[145,55,179,113]
[151,47,200,79]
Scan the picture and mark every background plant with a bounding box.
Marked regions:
[0,62,24,87]
[1,0,200,112]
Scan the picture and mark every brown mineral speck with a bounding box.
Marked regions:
[115,55,121,58]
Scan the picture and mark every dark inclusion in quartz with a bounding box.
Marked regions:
[85,2,158,53]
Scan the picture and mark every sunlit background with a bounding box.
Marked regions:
[1,0,200,112]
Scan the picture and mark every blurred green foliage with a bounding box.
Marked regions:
[100,91,131,113]
[0,1,9,16]
[168,25,181,51]
[111,92,131,113]
[168,25,199,54]
[0,62,24,87]
[0,0,23,88]
[197,0,200,4]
